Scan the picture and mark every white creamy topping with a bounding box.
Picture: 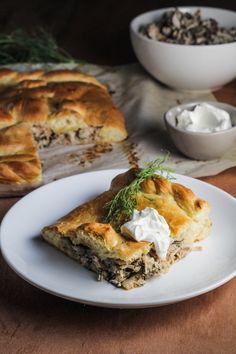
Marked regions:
[176,103,232,133]
[120,207,171,260]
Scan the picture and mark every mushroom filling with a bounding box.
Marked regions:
[57,237,191,290]
[31,124,102,149]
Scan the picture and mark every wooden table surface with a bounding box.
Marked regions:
[0,78,236,354]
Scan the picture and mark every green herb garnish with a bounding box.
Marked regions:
[102,155,174,229]
[0,28,82,64]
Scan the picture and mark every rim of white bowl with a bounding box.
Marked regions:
[164,101,236,136]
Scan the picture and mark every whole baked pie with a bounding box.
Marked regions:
[0,68,128,185]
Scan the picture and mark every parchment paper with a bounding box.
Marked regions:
[1,62,235,196]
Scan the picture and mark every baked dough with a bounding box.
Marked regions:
[42,169,211,289]
[0,68,128,184]
[0,68,106,90]
[0,123,42,184]
[0,68,127,147]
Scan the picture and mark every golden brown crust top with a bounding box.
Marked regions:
[0,69,127,142]
[0,68,106,90]
[137,175,209,236]
[42,169,210,261]
[75,222,150,260]
[0,68,128,185]
[0,159,42,185]
[0,123,42,184]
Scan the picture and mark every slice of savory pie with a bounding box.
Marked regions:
[0,68,128,148]
[0,122,42,184]
[42,160,211,290]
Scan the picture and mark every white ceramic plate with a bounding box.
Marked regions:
[1,170,236,308]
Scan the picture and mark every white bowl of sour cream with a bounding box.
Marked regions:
[164,101,236,160]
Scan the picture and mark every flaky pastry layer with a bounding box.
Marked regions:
[0,123,42,184]
[42,169,211,262]
[0,68,128,185]
[0,68,128,144]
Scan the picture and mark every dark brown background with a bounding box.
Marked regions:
[0,0,235,65]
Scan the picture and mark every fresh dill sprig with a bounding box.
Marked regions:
[102,155,174,229]
[0,28,84,64]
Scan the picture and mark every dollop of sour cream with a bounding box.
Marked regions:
[176,103,232,133]
[120,207,171,260]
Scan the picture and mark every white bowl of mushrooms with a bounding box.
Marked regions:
[130,7,236,91]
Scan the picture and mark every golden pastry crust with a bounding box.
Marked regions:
[42,169,211,261]
[0,68,127,185]
[0,69,127,143]
[0,123,42,184]
[0,68,106,90]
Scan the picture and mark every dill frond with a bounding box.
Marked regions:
[0,28,84,64]
[102,155,174,229]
